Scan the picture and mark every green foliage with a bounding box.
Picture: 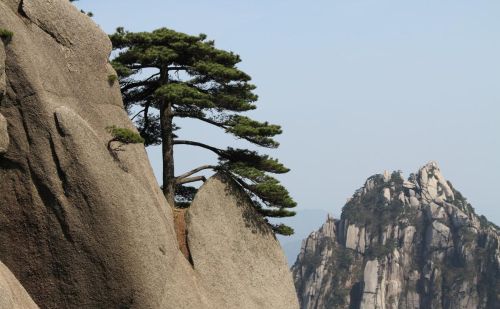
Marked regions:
[221,160,296,216]
[272,224,294,236]
[0,29,13,42]
[478,215,500,230]
[327,247,357,306]
[365,241,397,259]
[225,116,281,148]
[340,173,421,237]
[175,185,197,208]
[106,126,145,144]
[390,170,404,185]
[108,74,118,85]
[110,27,296,235]
[155,83,214,108]
[336,247,355,269]
[342,192,404,232]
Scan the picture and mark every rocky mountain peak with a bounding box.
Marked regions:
[293,162,500,309]
[416,161,455,203]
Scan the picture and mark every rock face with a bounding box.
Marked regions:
[0,260,38,309]
[292,162,500,309]
[0,1,298,308]
[0,0,205,307]
[187,174,299,309]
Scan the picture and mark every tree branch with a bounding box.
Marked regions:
[173,113,276,148]
[175,113,228,130]
[174,140,223,156]
[130,109,145,121]
[141,102,151,134]
[128,64,157,70]
[121,73,160,91]
[175,175,206,185]
[168,66,189,71]
[176,165,216,180]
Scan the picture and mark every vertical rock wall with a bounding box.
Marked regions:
[0,0,208,307]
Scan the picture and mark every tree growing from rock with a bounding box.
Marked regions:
[110,27,296,235]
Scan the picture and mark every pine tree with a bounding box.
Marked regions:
[110,27,296,235]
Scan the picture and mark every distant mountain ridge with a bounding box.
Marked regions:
[292,162,500,309]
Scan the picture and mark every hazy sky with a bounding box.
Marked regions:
[76,0,500,226]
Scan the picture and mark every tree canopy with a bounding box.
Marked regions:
[110,27,296,235]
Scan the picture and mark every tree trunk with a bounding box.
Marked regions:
[160,68,176,207]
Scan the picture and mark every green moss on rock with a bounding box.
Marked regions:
[0,29,13,42]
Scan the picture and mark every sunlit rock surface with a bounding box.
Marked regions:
[187,174,299,309]
[0,261,38,309]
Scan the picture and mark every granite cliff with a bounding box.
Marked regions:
[292,162,500,309]
[0,0,298,308]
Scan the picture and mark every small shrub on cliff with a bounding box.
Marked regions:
[108,74,118,85]
[106,126,145,145]
[105,126,144,166]
[0,29,13,42]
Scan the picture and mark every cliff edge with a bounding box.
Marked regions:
[0,0,297,308]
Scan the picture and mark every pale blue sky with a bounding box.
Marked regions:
[76,1,500,228]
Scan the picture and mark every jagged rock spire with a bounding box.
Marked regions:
[416,161,455,203]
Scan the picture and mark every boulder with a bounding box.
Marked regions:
[187,174,299,309]
[409,196,420,207]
